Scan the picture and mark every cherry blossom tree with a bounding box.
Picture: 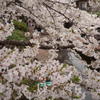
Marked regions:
[0,0,100,100]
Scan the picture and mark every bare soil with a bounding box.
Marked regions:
[28,25,50,61]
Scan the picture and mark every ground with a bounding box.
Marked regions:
[28,23,50,61]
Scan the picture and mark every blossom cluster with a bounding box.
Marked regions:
[0,0,100,100]
[0,22,14,40]
[0,53,85,100]
[82,69,100,100]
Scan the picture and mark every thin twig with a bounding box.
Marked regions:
[79,28,93,44]
[43,3,72,23]
[43,4,56,29]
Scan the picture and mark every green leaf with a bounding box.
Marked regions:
[91,77,95,80]
[6,28,29,42]
[10,50,15,53]
[1,79,5,84]
[61,63,67,70]
[72,29,75,33]
[4,55,7,58]
[21,78,39,93]
[1,78,7,84]
[94,89,97,92]
[13,20,28,32]
[72,75,80,83]
[8,64,16,69]
[98,93,100,96]
[21,78,30,85]
[0,93,3,95]
[35,67,39,70]
[73,96,80,99]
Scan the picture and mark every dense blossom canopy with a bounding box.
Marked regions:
[0,0,100,100]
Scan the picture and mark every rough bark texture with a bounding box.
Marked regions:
[40,44,75,49]
[0,40,74,49]
[0,40,35,46]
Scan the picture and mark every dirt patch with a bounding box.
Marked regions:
[28,24,51,61]
[34,49,50,61]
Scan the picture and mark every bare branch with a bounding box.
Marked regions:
[43,2,72,23]
[0,40,35,46]
[43,4,56,29]
[6,0,40,20]
[40,44,75,49]
[79,28,93,44]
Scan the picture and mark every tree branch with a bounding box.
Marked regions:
[44,4,56,30]
[79,28,93,44]
[40,44,75,49]
[0,40,35,46]
[6,0,40,20]
[43,3,72,23]
[0,40,74,49]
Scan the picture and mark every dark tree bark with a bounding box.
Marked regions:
[40,44,75,49]
[0,40,74,49]
[0,40,35,46]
